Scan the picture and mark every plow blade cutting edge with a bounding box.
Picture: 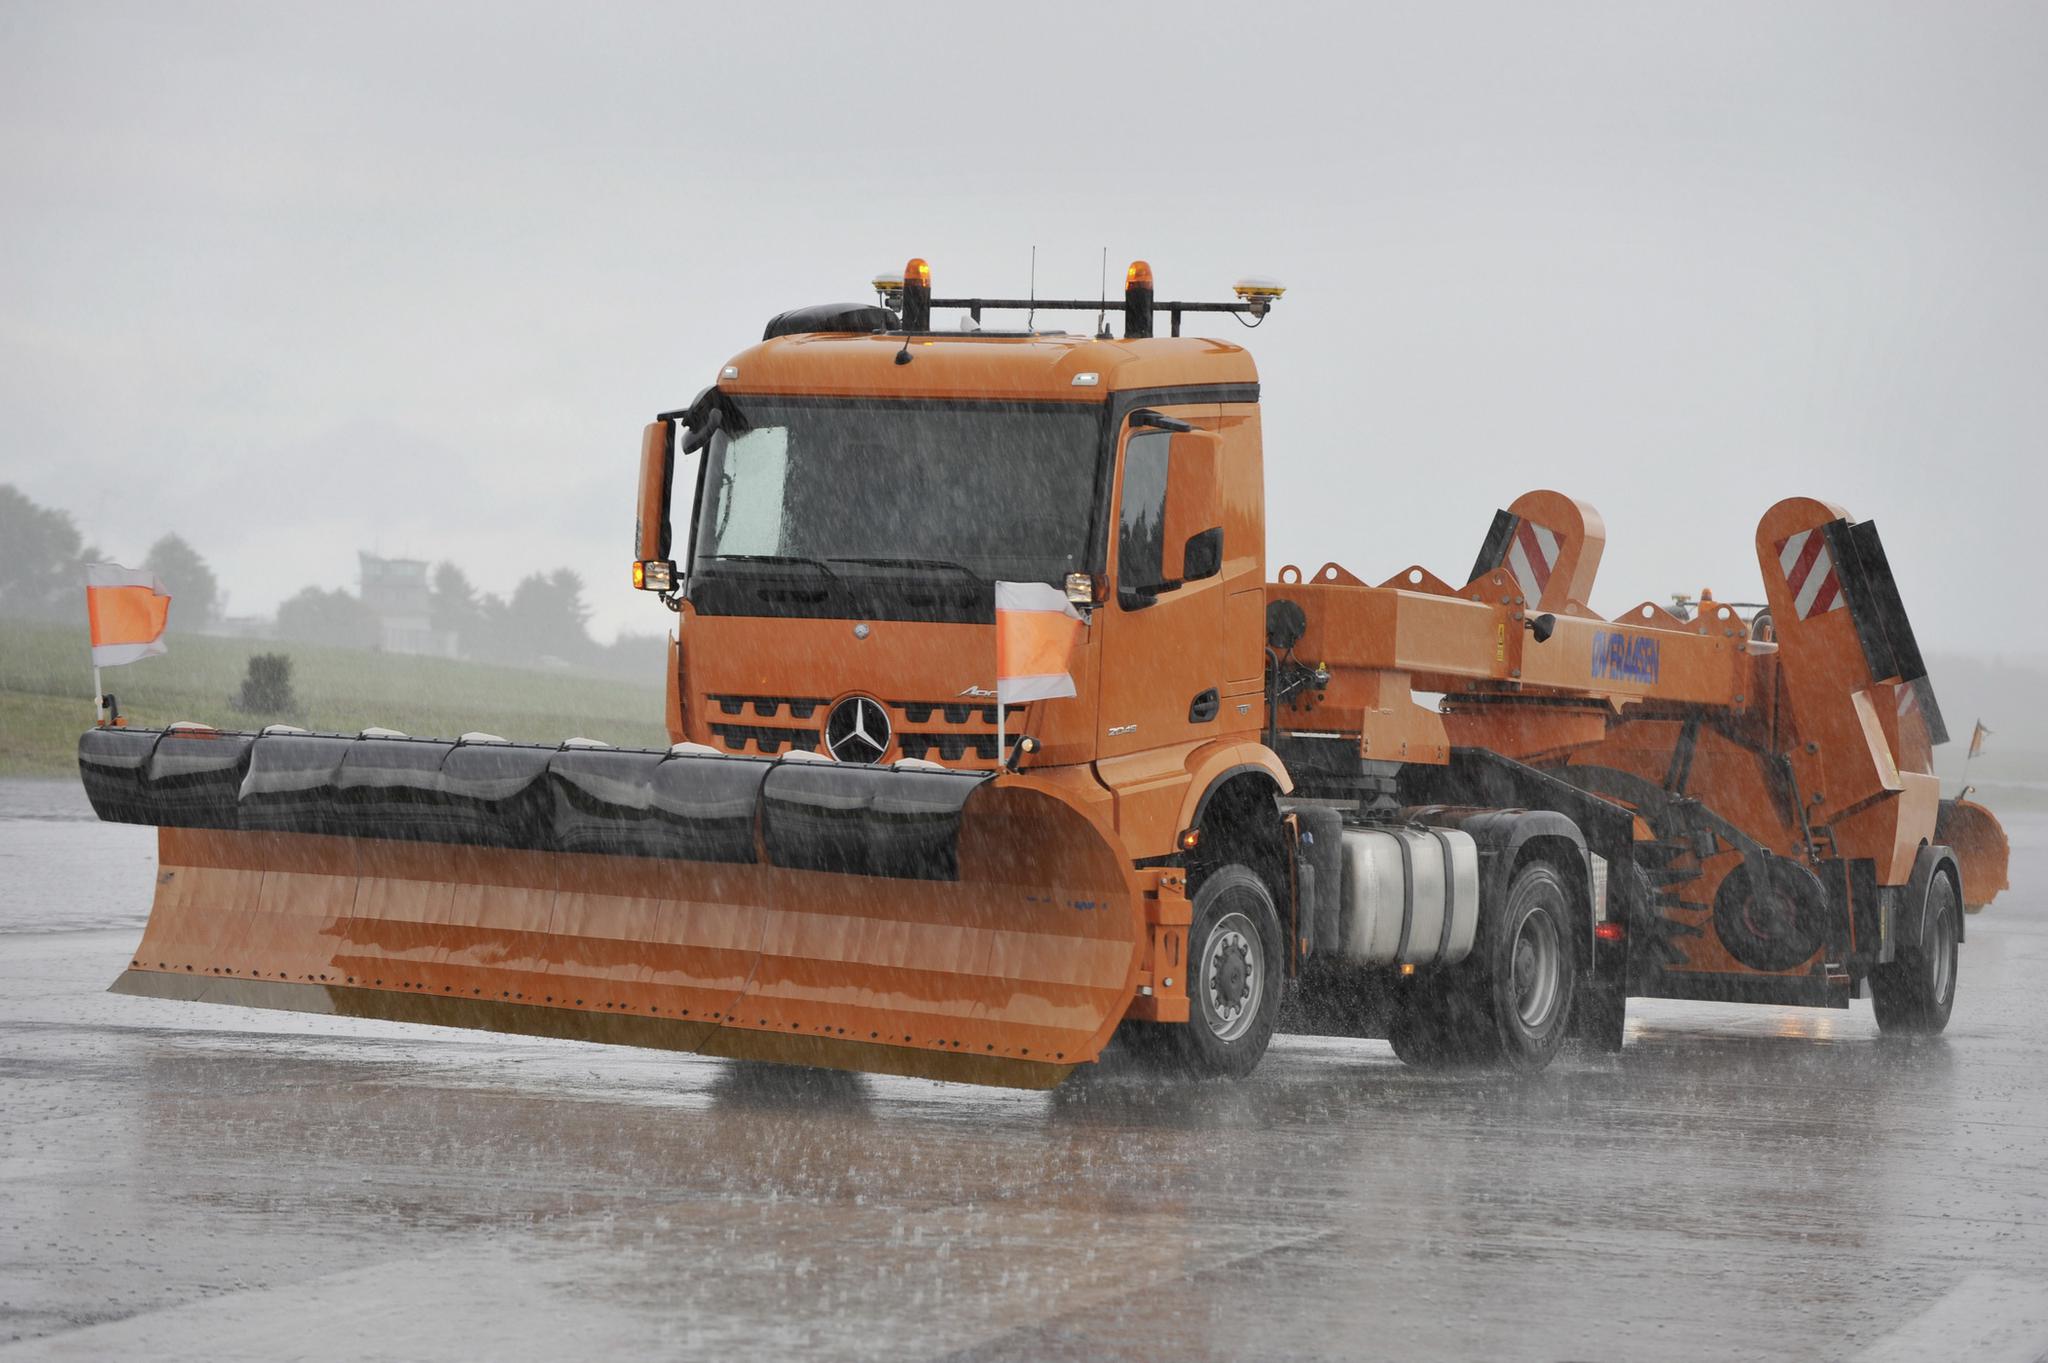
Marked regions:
[82,728,1146,1088]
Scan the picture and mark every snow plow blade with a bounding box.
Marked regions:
[81,728,1146,1088]
[1937,797,2009,912]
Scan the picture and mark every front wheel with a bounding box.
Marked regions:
[1170,864,1284,1078]
[1871,873,1959,1035]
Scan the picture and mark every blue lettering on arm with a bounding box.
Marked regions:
[1591,630,1660,685]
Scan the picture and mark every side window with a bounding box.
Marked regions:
[1117,432,1171,595]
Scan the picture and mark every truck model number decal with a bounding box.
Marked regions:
[1591,630,1660,685]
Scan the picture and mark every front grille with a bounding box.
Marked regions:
[699,694,1028,766]
[707,723,818,756]
[895,733,1023,763]
[708,694,825,721]
[891,701,1022,726]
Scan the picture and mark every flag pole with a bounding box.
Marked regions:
[996,693,1006,773]
[92,663,103,726]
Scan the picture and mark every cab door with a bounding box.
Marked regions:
[1095,417,1229,763]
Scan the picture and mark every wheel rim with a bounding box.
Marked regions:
[1199,910,1263,1043]
[1929,900,1956,1006]
[1510,907,1564,1031]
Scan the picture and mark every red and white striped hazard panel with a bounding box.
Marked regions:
[1504,518,1561,599]
[1775,527,1848,620]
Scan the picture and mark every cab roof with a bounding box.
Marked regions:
[717,331,1259,403]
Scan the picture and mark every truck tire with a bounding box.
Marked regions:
[1871,872,1959,1035]
[1479,859,1578,1068]
[1172,864,1284,1078]
[1389,859,1578,1071]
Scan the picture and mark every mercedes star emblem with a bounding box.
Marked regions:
[825,695,891,764]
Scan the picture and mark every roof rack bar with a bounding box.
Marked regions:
[929,297,1259,317]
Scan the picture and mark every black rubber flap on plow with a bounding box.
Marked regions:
[239,732,358,834]
[82,729,998,882]
[762,762,984,880]
[78,727,162,825]
[550,747,768,862]
[332,737,457,842]
[77,727,252,829]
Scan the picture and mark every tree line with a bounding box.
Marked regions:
[0,484,661,679]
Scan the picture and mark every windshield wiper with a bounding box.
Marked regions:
[828,556,986,583]
[705,554,843,582]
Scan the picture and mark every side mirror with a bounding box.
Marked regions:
[634,419,676,590]
[1159,430,1223,582]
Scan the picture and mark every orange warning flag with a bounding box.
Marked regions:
[1968,720,1991,760]
[85,564,172,667]
[995,581,1084,703]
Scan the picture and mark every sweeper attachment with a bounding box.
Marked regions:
[81,727,1147,1088]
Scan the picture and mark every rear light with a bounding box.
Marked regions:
[1595,921,1626,942]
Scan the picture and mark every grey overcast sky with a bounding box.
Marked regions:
[3,2,2043,650]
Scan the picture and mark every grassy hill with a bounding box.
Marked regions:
[0,615,669,778]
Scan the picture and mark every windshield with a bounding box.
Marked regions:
[688,397,1102,620]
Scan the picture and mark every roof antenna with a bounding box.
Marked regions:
[1095,246,1110,339]
[1027,245,1037,333]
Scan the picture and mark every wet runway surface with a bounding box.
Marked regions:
[3,777,2046,1362]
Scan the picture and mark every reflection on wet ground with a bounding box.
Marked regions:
[2,779,2044,1361]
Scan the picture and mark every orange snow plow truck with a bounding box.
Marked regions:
[81,259,2010,1088]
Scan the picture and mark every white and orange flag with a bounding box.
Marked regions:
[995,581,1084,703]
[1968,720,1992,760]
[85,564,172,667]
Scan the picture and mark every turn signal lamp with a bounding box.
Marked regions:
[633,560,674,592]
[1178,827,1202,852]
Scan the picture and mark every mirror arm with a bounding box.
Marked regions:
[1130,408,1194,434]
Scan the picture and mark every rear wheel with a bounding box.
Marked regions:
[1171,864,1284,1078]
[1871,873,1959,1035]
[1392,859,1578,1071]
[1481,861,1579,1069]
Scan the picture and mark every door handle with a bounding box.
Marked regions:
[1189,688,1220,724]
